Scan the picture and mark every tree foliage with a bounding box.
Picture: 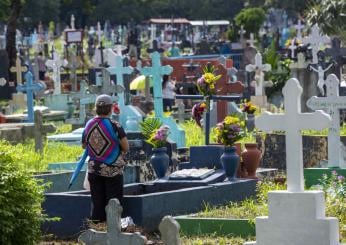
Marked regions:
[234,7,266,37]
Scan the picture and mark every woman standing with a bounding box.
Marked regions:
[162,75,176,112]
[82,94,129,222]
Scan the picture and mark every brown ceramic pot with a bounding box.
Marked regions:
[241,143,261,179]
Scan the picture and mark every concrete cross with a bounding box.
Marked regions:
[256,78,331,192]
[307,74,346,168]
[16,71,44,123]
[295,19,304,39]
[96,22,103,46]
[140,51,173,118]
[34,110,55,153]
[245,52,271,96]
[106,54,133,106]
[303,25,330,64]
[288,39,297,59]
[70,14,75,30]
[247,33,256,48]
[45,51,67,95]
[78,199,147,245]
[10,55,28,85]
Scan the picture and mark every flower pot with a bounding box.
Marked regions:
[150,147,169,179]
[246,114,255,132]
[125,116,139,131]
[220,146,240,181]
[241,143,261,179]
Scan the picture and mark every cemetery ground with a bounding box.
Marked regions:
[1,121,346,244]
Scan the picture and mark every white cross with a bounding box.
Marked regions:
[247,33,256,48]
[256,78,331,192]
[96,22,103,46]
[307,74,346,168]
[295,19,304,39]
[245,52,271,96]
[290,53,308,70]
[70,14,75,30]
[45,51,68,95]
[303,25,330,64]
[10,55,28,85]
[308,63,333,96]
[239,25,246,46]
[288,39,297,59]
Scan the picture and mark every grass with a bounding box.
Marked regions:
[181,235,254,244]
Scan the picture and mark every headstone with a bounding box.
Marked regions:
[246,52,271,106]
[246,33,256,48]
[303,25,330,64]
[307,74,346,168]
[140,52,185,147]
[288,39,297,59]
[295,19,304,39]
[34,110,55,153]
[245,78,338,245]
[159,216,181,245]
[45,51,67,95]
[78,199,147,245]
[10,55,27,86]
[16,71,44,122]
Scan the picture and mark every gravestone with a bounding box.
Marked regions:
[45,51,67,95]
[78,199,147,245]
[10,55,28,108]
[159,216,181,245]
[288,39,297,59]
[303,25,330,64]
[245,78,339,245]
[34,110,56,153]
[140,52,185,147]
[238,25,246,48]
[246,33,256,48]
[67,51,79,91]
[295,19,304,39]
[16,71,44,122]
[245,52,271,107]
[326,38,346,80]
[307,74,346,168]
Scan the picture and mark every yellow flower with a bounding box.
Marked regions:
[224,116,240,125]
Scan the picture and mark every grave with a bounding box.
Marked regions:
[140,52,185,147]
[326,38,346,80]
[303,25,330,64]
[245,52,271,107]
[10,55,28,109]
[245,78,339,245]
[45,51,67,95]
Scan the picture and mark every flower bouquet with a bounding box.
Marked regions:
[196,65,221,96]
[214,115,245,146]
[241,101,257,114]
[192,102,207,127]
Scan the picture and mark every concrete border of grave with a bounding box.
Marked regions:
[174,216,255,237]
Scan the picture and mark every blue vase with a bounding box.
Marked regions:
[246,113,255,132]
[220,146,240,180]
[125,116,139,131]
[150,147,169,178]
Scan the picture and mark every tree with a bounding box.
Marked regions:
[234,7,266,37]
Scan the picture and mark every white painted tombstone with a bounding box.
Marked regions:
[303,25,330,64]
[245,78,339,245]
[288,39,297,59]
[78,199,147,245]
[307,74,346,168]
[45,51,68,95]
[309,63,334,96]
[295,19,304,39]
[159,216,181,245]
[246,33,256,48]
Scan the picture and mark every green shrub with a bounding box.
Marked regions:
[0,150,46,244]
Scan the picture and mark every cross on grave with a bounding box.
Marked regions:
[140,52,172,118]
[10,55,28,86]
[295,19,304,39]
[246,33,256,48]
[16,71,44,123]
[67,51,79,91]
[307,51,334,96]
[256,78,331,192]
[96,22,103,46]
[78,199,147,244]
[98,41,105,66]
[106,55,133,107]
[34,110,55,153]
[326,38,346,79]
[238,25,246,47]
[45,51,67,95]
[303,25,330,64]
[288,39,297,59]
[245,52,271,96]
[307,74,346,168]
[70,14,75,30]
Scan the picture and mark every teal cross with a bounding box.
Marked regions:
[17,71,44,123]
[140,52,173,118]
[106,55,133,106]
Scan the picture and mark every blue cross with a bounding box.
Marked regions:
[140,52,173,118]
[17,71,44,122]
[106,55,133,106]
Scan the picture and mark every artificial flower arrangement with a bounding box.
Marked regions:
[139,117,170,148]
[241,101,257,114]
[192,64,221,126]
[285,38,302,48]
[213,115,245,146]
